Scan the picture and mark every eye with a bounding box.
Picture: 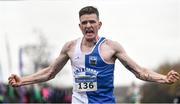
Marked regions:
[81,20,96,25]
[81,21,87,25]
[89,20,96,24]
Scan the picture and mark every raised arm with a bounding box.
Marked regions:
[8,41,71,87]
[112,41,180,84]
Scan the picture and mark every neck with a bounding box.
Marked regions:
[82,36,100,47]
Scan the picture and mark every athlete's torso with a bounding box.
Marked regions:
[70,37,116,104]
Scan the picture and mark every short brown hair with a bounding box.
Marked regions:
[79,6,99,19]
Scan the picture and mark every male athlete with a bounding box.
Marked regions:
[8,6,180,103]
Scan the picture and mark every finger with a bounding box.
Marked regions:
[172,74,180,80]
[11,82,17,87]
[10,80,15,85]
[168,76,174,81]
[172,72,180,78]
[8,76,14,81]
[169,76,173,81]
[9,79,16,85]
[167,78,175,84]
[166,79,173,84]
[9,81,14,86]
[9,79,13,81]
[8,79,12,84]
[170,70,176,74]
[174,72,180,77]
[8,81,11,85]
[8,78,13,83]
[8,77,12,80]
[8,78,12,81]
[167,71,173,78]
[8,76,14,80]
[168,71,179,77]
[169,76,177,83]
[8,80,12,85]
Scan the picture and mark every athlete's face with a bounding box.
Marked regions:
[79,14,102,41]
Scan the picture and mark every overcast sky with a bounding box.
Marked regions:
[0,0,180,87]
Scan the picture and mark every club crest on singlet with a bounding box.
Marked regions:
[74,67,98,92]
[89,56,97,66]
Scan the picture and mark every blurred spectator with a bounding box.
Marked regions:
[47,87,65,103]
[41,84,50,102]
[0,83,5,103]
[6,85,20,102]
[64,95,72,103]
[31,84,43,102]
[0,83,72,103]
[173,92,180,104]
[126,82,141,103]
[17,86,29,103]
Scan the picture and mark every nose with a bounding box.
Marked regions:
[86,22,91,28]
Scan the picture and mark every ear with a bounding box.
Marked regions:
[98,21,102,29]
[79,24,82,30]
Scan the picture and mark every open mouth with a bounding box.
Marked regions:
[85,29,94,34]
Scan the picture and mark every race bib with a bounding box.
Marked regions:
[74,75,97,92]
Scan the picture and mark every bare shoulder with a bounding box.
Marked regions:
[61,39,78,53]
[103,38,124,53]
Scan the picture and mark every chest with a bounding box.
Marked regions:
[70,42,116,64]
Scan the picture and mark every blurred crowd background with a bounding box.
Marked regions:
[0,83,72,103]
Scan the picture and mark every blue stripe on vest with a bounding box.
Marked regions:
[85,37,115,103]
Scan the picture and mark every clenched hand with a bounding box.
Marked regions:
[165,70,180,84]
[8,74,22,87]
